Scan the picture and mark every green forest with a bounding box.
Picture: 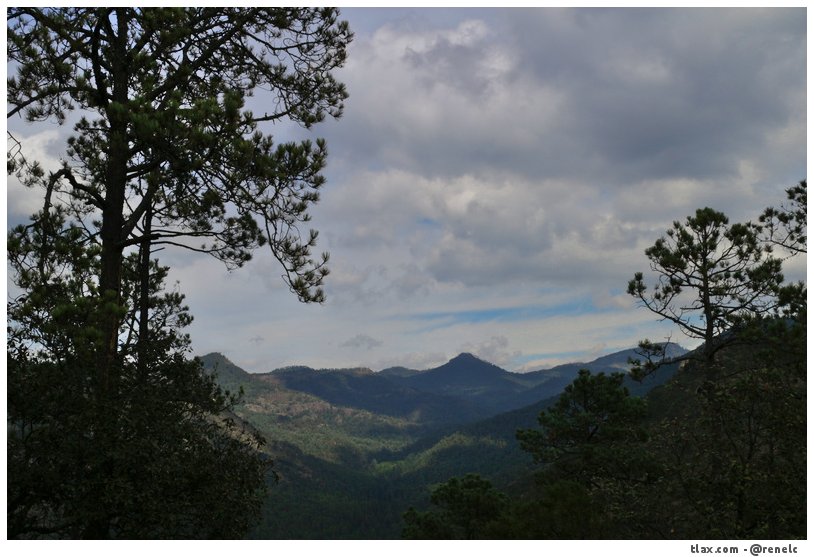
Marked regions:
[6,8,807,540]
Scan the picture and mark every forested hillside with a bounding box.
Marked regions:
[202,346,685,538]
[403,326,806,539]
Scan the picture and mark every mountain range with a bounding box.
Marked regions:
[201,343,687,539]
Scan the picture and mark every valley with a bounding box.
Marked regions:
[201,345,686,538]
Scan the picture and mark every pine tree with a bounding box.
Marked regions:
[7,8,352,538]
[627,207,784,368]
[8,7,351,399]
[7,216,270,538]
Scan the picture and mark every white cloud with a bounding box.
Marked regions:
[456,335,520,369]
[340,334,384,351]
[7,129,64,219]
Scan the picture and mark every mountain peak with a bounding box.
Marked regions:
[432,352,510,380]
[200,352,234,367]
[451,352,485,364]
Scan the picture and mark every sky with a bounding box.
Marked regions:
[6,7,808,374]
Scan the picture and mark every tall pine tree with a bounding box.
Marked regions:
[7,8,352,538]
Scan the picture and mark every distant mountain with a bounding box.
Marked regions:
[199,343,689,539]
[421,352,514,384]
[379,366,423,378]
[391,353,526,412]
[268,365,489,426]
[274,365,375,376]
[517,343,688,402]
[200,353,430,464]
[205,345,689,431]
[200,352,257,395]
[522,343,687,382]
[379,345,688,416]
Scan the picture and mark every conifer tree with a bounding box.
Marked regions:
[7,215,270,538]
[627,207,784,367]
[8,7,351,394]
[7,8,352,538]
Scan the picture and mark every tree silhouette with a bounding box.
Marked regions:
[8,7,351,394]
[627,207,784,367]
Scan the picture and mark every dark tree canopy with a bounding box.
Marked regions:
[517,369,650,490]
[402,474,508,540]
[518,370,646,458]
[7,223,271,538]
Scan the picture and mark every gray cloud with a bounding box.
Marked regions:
[315,8,805,297]
[328,8,804,187]
[240,9,804,371]
[8,8,805,373]
[457,335,521,369]
[503,8,805,184]
[340,334,384,350]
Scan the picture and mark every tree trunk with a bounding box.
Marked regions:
[95,8,130,398]
[700,229,717,364]
[92,13,130,538]
[137,202,152,378]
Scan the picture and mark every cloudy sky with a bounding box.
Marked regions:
[7,7,807,373]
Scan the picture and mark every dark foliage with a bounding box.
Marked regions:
[8,353,270,539]
[402,474,508,539]
[7,236,269,538]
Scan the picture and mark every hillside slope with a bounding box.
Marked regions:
[199,345,686,538]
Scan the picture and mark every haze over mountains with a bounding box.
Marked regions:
[200,344,687,538]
